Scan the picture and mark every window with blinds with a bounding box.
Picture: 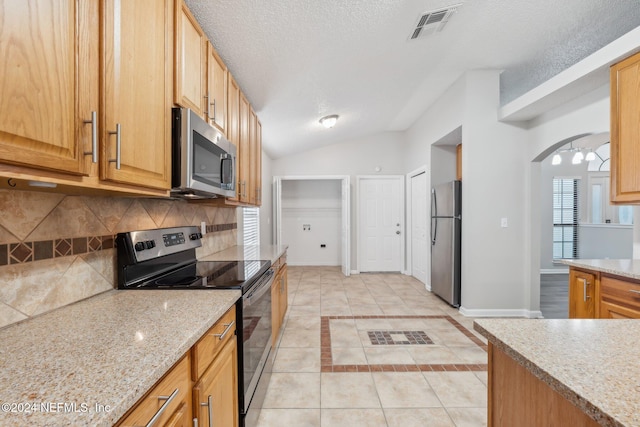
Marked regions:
[552,178,579,259]
[242,207,260,246]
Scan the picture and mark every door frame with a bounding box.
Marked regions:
[273,175,351,276]
[406,166,429,286]
[356,175,405,274]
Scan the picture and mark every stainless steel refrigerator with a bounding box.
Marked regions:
[430,180,461,307]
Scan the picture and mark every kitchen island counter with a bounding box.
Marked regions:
[474,318,640,427]
[0,289,240,426]
[562,258,640,281]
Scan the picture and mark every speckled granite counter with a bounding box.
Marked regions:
[474,318,640,427]
[0,289,240,427]
[200,244,288,264]
[562,259,640,281]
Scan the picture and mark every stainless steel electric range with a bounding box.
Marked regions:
[116,226,273,427]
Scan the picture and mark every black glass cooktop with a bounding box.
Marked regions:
[133,260,270,291]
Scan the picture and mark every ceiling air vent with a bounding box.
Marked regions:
[410,4,462,40]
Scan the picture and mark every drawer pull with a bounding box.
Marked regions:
[143,388,179,427]
[580,278,590,302]
[200,395,213,427]
[83,111,98,163]
[108,123,122,170]
[629,289,640,296]
[212,321,235,341]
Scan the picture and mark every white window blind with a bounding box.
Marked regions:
[242,207,260,246]
[552,178,579,259]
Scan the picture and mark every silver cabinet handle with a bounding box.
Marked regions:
[212,321,235,341]
[280,276,285,293]
[200,395,213,427]
[83,111,98,163]
[143,388,179,427]
[108,123,121,170]
[242,181,247,198]
[212,99,216,122]
[580,278,590,302]
[629,289,640,295]
[193,417,198,427]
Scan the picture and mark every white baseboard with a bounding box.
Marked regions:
[424,283,432,292]
[286,261,341,266]
[350,270,360,275]
[540,268,569,274]
[458,307,544,318]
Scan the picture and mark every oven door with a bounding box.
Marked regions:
[241,268,274,417]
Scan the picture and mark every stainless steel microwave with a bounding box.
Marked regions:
[171,107,236,199]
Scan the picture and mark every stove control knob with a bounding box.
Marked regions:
[189,233,202,240]
[134,242,145,251]
[144,240,155,250]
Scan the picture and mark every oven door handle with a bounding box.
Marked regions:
[245,269,274,306]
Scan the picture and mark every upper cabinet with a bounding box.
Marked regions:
[610,51,640,204]
[0,0,172,194]
[0,0,97,176]
[101,0,172,189]
[174,0,206,116]
[206,42,228,134]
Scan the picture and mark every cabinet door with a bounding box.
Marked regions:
[255,118,263,206]
[102,0,172,189]
[600,301,640,319]
[279,264,288,325]
[271,270,281,348]
[238,93,251,203]
[599,275,640,319]
[568,269,596,318]
[0,0,97,175]
[248,109,257,205]
[227,74,241,202]
[610,51,640,203]
[207,42,228,134]
[193,337,238,427]
[174,0,206,116]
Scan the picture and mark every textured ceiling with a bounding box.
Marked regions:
[185,0,640,159]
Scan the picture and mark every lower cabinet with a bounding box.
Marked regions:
[117,305,238,427]
[568,269,596,318]
[116,354,192,427]
[193,338,238,427]
[568,267,640,319]
[271,253,288,347]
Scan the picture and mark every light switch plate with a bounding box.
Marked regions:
[500,218,508,228]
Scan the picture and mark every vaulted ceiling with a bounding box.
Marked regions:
[185,0,640,158]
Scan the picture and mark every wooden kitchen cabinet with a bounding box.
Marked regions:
[174,0,207,116]
[610,51,640,204]
[0,0,172,194]
[101,0,173,190]
[206,42,228,134]
[0,0,97,176]
[116,354,192,427]
[568,269,596,318]
[271,254,288,347]
[192,306,238,427]
[599,275,640,319]
[238,93,252,204]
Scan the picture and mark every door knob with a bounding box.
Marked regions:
[396,231,401,235]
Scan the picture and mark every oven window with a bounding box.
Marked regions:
[242,280,272,401]
[192,130,226,188]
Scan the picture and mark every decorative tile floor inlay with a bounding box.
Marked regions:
[321,315,488,373]
[367,330,433,345]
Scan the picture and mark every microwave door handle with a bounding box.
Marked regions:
[220,154,229,184]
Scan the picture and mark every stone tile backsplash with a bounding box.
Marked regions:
[0,189,238,328]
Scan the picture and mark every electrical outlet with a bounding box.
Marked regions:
[201,221,207,235]
[320,244,326,248]
[303,224,311,231]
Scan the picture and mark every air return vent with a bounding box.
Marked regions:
[410,4,461,40]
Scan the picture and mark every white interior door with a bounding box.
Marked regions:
[341,177,351,276]
[273,177,282,245]
[358,176,404,272]
[411,172,428,284]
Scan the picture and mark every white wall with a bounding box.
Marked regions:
[431,145,458,187]
[272,132,406,268]
[579,225,633,259]
[281,180,341,265]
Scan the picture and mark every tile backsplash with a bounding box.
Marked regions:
[0,189,238,328]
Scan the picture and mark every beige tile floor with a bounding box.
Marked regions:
[257,266,489,427]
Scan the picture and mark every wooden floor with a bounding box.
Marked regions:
[540,274,569,319]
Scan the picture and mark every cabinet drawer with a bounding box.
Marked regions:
[192,305,236,380]
[600,276,640,313]
[117,354,191,427]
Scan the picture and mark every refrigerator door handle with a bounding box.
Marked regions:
[431,188,437,245]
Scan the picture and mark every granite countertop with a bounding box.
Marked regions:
[562,259,640,281]
[474,318,640,427]
[200,244,288,264]
[0,289,240,427]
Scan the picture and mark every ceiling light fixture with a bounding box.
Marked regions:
[319,114,339,129]
[552,142,599,166]
[585,150,596,161]
[572,151,584,164]
[551,153,562,165]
